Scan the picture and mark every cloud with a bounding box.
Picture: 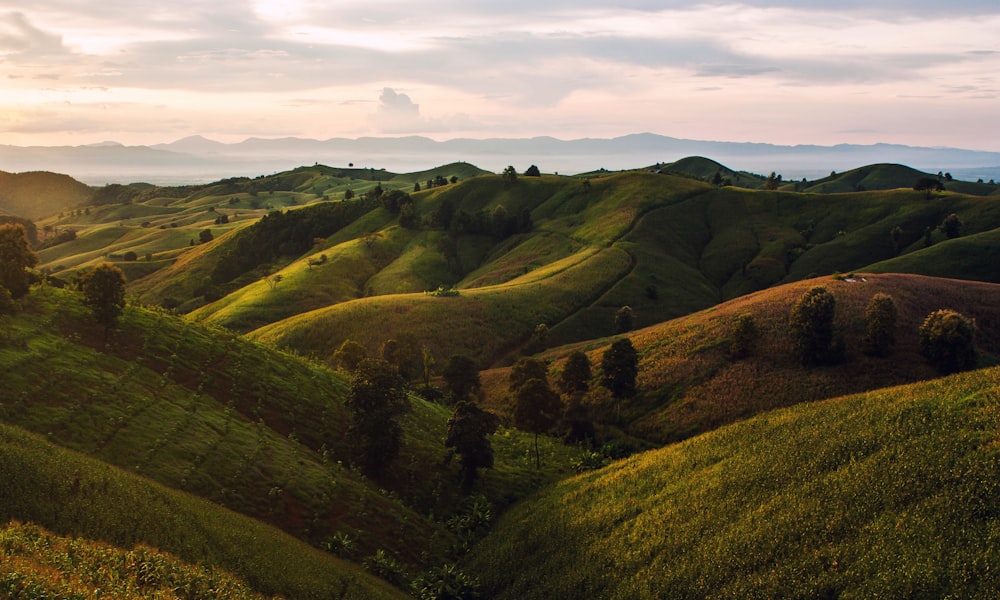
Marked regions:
[0,11,66,57]
[369,87,423,132]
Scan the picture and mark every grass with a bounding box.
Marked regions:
[479,273,1000,445]
[467,366,1000,599]
[0,425,407,599]
[0,521,273,599]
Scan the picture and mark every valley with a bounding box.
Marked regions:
[1,157,999,598]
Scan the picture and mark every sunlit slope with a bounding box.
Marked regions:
[481,273,1000,444]
[469,367,1000,599]
[0,425,407,599]
[0,521,271,600]
[0,170,93,220]
[250,246,633,367]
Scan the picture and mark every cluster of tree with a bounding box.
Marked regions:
[914,177,945,198]
[1,217,38,246]
[788,286,978,374]
[210,197,378,284]
[429,198,532,240]
[0,224,38,307]
[421,175,458,190]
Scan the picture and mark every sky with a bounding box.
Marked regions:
[0,1,998,150]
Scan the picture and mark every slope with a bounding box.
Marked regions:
[467,366,1000,599]
[0,425,405,599]
[481,273,1000,445]
[0,170,93,220]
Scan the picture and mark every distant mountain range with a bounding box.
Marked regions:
[1,133,998,185]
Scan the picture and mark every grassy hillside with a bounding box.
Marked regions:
[0,170,93,220]
[480,273,1000,445]
[0,521,270,600]
[0,425,405,599]
[803,164,1000,195]
[864,228,1000,283]
[468,366,1000,599]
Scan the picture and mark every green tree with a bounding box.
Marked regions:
[919,309,978,374]
[914,177,944,198]
[523,165,541,177]
[333,339,367,372]
[79,263,126,335]
[0,224,38,299]
[764,172,780,190]
[443,354,481,403]
[891,225,903,255]
[941,213,961,239]
[788,286,839,366]
[557,351,591,396]
[421,347,436,390]
[509,357,549,392]
[513,378,562,468]
[614,305,634,333]
[729,313,758,360]
[501,166,518,185]
[198,229,214,244]
[600,338,639,401]
[445,401,500,487]
[862,293,897,357]
[347,358,411,477]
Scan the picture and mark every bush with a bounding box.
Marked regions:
[411,563,482,600]
[788,286,841,366]
[729,314,758,359]
[363,549,408,588]
[918,309,978,374]
[862,293,897,357]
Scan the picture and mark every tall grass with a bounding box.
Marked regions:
[468,366,1000,599]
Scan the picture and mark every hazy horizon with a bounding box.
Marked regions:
[0,1,997,152]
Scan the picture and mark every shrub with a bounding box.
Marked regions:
[788,286,841,366]
[918,309,978,374]
[863,293,897,357]
[729,314,758,360]
[363,549,408,588]
[411,563,482,600]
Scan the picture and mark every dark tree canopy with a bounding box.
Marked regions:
[919,309,978,375]
[523,165,541,177]
[334,339,367,372]
[941,213,961,239]
[863,293,897,357]
[788,286,838,366]
[445,401,500,487]
[729,313,758,360]
[443,354,481,403]
[0,224,39,299]
[501,166,518,185]
[513,378,563,468]
[914,177,944,198]
[79,263,126,332]
[346,358,411,477]
[509,357,549,393]
[614,305,634,334]
[557,351,591,396]
[600,338,639,400]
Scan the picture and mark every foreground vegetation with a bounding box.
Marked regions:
[469,366,1000,598]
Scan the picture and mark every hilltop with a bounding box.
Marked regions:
[0,170,93,220]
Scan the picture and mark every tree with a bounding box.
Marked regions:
[501,166,518,185]
[333,339,367,372]
[788,286,839,366]
[346,358,411,477]
[0,224,38,299]
[443,354,481,403]
[557,351,591,396]
[513,378,562,468]
[421,346,436,390]
[199,229,214,244]
[344,188,355,200]
[524,165,541,177]
[600,338,639,402]
[509,357,548,392]
[890,225,903,255]
[445,401,500,487]
[79,263,126,334]
[614,305,634,333]
[914,177,944,198]
[862,293,897,357]
[919,309,978,374]
[729,313,758,360]
[941,213,961,239]
[764,172,780,190]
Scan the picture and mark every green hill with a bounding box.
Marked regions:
[0,425,405,599]
[0,170,93,220]
[467,366,1000,599]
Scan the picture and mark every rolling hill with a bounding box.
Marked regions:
[0,170,93,220]
[467,366,1000,599]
